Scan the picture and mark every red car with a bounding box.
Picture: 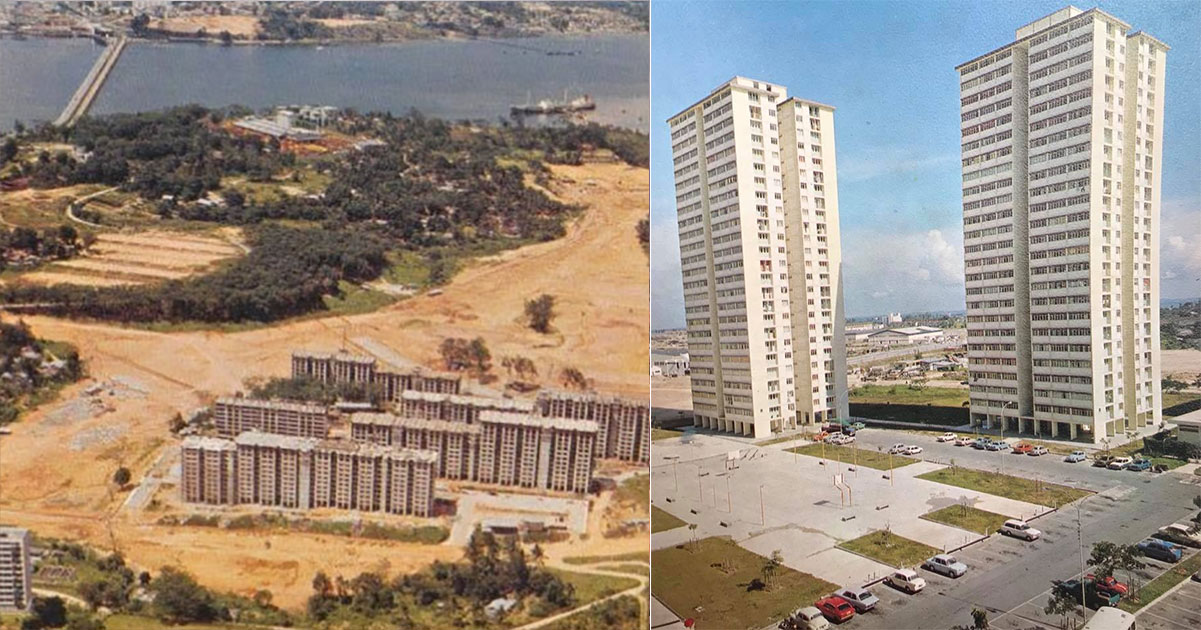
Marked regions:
[1012,443,1034,455]
[1085,574,1129,596]
[815,596,856,623]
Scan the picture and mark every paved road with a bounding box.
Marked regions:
[847,339,965,367]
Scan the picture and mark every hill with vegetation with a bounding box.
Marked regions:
[0,318,82,424]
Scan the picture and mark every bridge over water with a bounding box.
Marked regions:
[53,35,127,127]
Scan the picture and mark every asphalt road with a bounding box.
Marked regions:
[832,427,1201,630]
[847,338,965,367]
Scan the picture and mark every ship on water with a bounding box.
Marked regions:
[510,92,596,116]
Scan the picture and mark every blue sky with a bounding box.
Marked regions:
[650,0,1201,329]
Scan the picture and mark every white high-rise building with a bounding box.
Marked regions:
[668,77,848,439]
[958,7,1166,443]
[0,527,32,612]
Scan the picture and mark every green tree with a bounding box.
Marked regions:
[1088,541,1120,580]
[112,466,131,487]
[524,294,556,333]
[150,566,216,624]
[762,549,783,591]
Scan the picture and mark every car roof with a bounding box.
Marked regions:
[1004,519,1025,525]
[934,553,956,561]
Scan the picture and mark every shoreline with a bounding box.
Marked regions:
[0,29,647,48]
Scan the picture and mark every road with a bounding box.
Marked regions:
[834,427,1201,630]
[847,337,965,367]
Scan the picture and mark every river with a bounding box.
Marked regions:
[0,34,648,131]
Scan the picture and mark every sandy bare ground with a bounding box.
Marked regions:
[1163,349,1201,381]
[13,232,242,287]
[150,16,260,38]
[0,162,648,609]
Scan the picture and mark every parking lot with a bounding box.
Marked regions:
[1138,572,1201,630]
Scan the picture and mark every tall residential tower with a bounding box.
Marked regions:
[958,7,1166,443]
[669,77,847,439]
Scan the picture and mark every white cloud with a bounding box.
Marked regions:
[1160,198,1201,300]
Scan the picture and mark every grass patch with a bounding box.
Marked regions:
[321,280,398,316]
[652,537,837,630]
[917,466,1090,508]
[652,427,684,440]
[1163,391,1201,417]
[102,615,280,629]
[838,530,940,569]
[562,551,649,565]
[1144,455,1189,470]
[785,443,919,471]
[615,474,649,513]
[850,385,970,406]
[921,505,1011,536]
[756,433,812,447]
[652,505,687,534]
[548,568,640,605]
[1118,548,1201,612]
[605,563,650,577]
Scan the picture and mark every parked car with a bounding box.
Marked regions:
[841,426,857,436]
[780,606,829,630]
[1084,574,1129,596]
[1126,458,1152,471]
[884,569,926,594]
[937,432,957,442]
[986,440,1011,452]
[823,424,843,433]
[903,445,923,455]
[851,422,866,430]
[1000,519,1042,541]
[1012,443,1034,455]
[888,443,908,455]
[1108,457,1133,470]
[1028,446,1048,456]
[824,433,843,444]
[1065,450,1088,463]
[954,436,973,447]
[1056,578,1121,608]
[840,434,856,444]
[1193,569,1201,583]
[1137,538,1183,563]
[1153,523,1201,549]
[1093,454,1115,468]
[971,438,990,449]
[814,596,855,623]
[835,587,879,613]
[922,554,968,578]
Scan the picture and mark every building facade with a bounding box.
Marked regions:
[958,7,1165,442]
[181,433,437,517]
[668,76,848,438]
[535,390,650,462]
[0,527,32,612]
[292,350,461,398]
[214,397,331,439]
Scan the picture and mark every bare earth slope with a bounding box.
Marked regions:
[0,162,649,609]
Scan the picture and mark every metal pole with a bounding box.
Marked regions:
[889,451,894,486]
[1078,499,1087,611]
[726,476,731,512]
[673,461,678,493]
[760,484,765,525]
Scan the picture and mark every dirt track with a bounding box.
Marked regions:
[0,162,649,609]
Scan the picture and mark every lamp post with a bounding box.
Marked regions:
[1076,496,1090,613]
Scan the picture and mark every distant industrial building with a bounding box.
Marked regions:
[181,432,437,517]
[651,350,690,377]
[351,410,597,493]
[864,326,945,345]
[214,397,331,439]
[0,527,32,612]
[233,111,323,142]
[887,312,903,324]
[536,390,650,463]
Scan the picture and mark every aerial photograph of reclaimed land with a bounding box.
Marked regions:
[0,2,649,630]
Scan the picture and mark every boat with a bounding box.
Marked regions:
[510,92,596,116]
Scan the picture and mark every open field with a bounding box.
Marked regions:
[921,505,1010,536]
[838,530,940,569]
[0,162,648,610]
[0,184,107,229]
[563,551,650,566]
[785,442,920,471]
[916,467,1090,508]
[14,231,243,287]
[151,15,261,38]
[652,537,836,630]
[850,384,970,406]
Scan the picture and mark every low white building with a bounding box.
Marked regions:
[1175,409,1201,448]
[651,350,689,377]
[865,326,943,346]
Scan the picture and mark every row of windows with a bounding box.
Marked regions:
[1033,373,1092,385]
[964,194,1013,214]
[1030,210,1088,229]
[1030,158,1089,181]
[1030,243,1091,261]
[1028,13,1092,50]
[673,147,697,166]
[969,343,1016,351]
[1032,327,1092,337]
[966,269,1015,282]
[1033,404,1092,417]
[704,130,734,152]
[966,284,1014,296]
[961,80,1012,107]
[1030,176,1089,199]
[703,116,733,138]
[963,161,1013,182]
[964,238,1012,254]
[1029,50,1091,81]
[1030,193,1089,214]
[967,299,1014,309]
[962,113,1013,139]
[965,253,1014,268]
[1029,105,1091,133]
[960,63,1011,91]
[962,97,1012,123]
[1033,345,1092,354]
[1029,121,1090,149]
[1029,30,1093,65]
[963,177,1012,198]
[1031,278,1088,291]
[1032,295,1089,306]
[1031,261,1089,275]
[1030,68,1092,99]
[965,224,1013,240]
[959,47,1011,77]
[1030,227,1089,245]
[1032,310,1090,321]
[1029,141,1089,166]
[962,129,1013,154]
[963,146,1012,168]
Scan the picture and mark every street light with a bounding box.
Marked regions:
[1076,495,1090,614]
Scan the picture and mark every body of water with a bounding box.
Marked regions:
[0,34,648,131]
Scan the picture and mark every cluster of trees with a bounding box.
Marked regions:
[257,9,335,41]
[0,224,87,267]
[18,106,282,202]
[307,527,574,624]
[440,337,492,374]
[1,225,388,323]
[0,319,83,424]
[246,375,383,406]
[525,294,556,333]
[511,122,649,168]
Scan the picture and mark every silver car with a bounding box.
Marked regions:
[923,554,968,578]
[835,587,879,612]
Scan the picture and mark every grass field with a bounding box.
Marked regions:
[785,443,920,471]
[838,530,941,569]
[850,385,970,406]
[616,474,650,512]
[921,505,1011,536]
[103,615,275,630]
[549,568,641,605]
[1118,549,1201,612]
[563,551,650,565]
[917,466,1091,508]
[1163,391,1201,417]
[605,563,650,577]
[756,434,812,447]
[652,505,687,534]
[652,537,836,630]
[652,427,683,440]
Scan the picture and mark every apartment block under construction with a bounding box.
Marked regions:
[351,410,597,493]
[291,350,462,398]
[536,390,650,462]
[399,390,535,423]
[214,397,331,438]
[181,432,437,517]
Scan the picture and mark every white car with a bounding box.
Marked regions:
[1108,456,1133,470]
[954,436,973,446]
[923,554,968,578]
[840,434,856,444]
[937,432,957,442]
[888,443,908,454]
[1000,519,1041,541]
[903,445,923,455]
[789,606,829,630]
[1028,446,1048,456]
[884,568,926,594]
